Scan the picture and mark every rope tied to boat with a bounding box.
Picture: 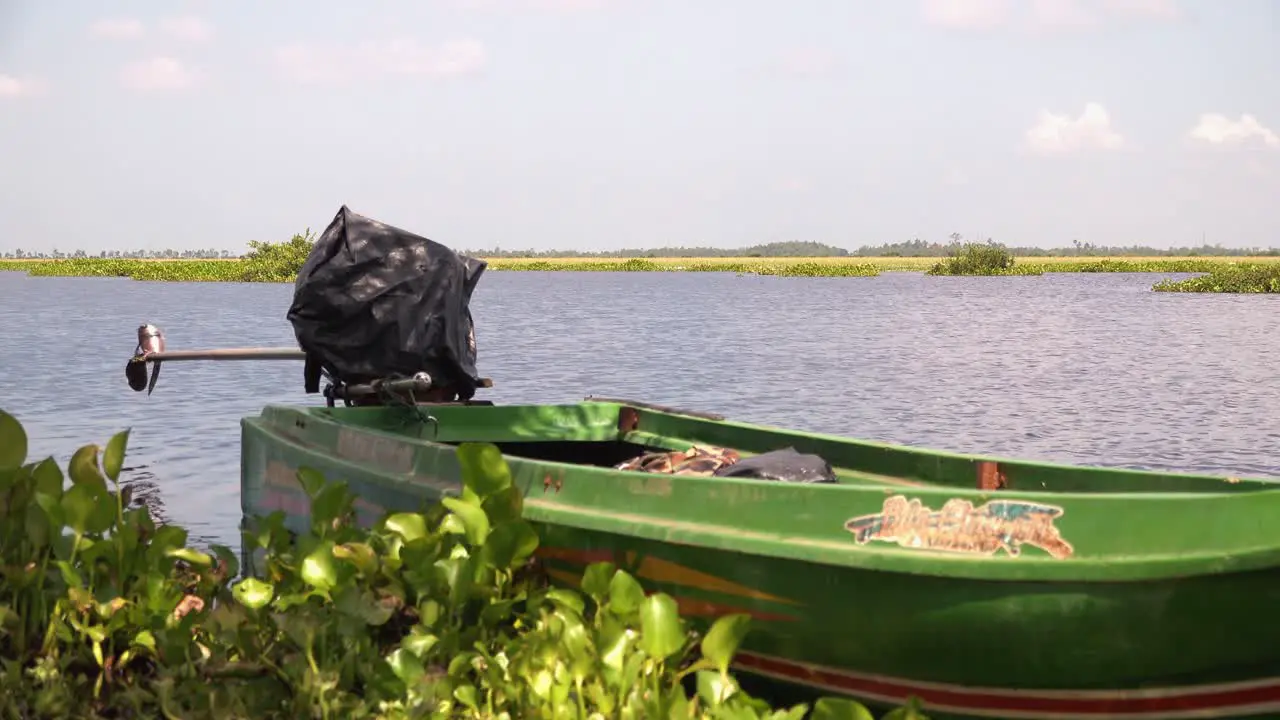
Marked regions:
[377,381,440,439]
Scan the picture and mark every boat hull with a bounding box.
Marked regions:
[239,403,1280,719]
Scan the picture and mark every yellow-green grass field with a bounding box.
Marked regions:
[1,255,1278,282]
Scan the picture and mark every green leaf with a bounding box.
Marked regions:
[310,480,351,530]
[386,647,426,685]
[544,588,586,616]
[456,442,513,497]
[695,669,739,707]
[335,586,394,626]
[701,613,752,676]
[402,629,438,658]
[811,698,876,720]
[561,621,594,680]
[301,542,338,592]
[103,429,130,483]
[210,544,240,578]
[166,548,213,567]
[0,411,27,469]
[132,630,157,653]
[296,466,326,499]
[441,496,490,546]
[881,697,930,720]
[232,578,274,609]
[481,519,539,570]
[598,616,635,672]
[68,444,107,491]
[24,504,51,549]
[31,458,63,498]
[384,512,428,543]
[607,570,645,616]
[439,554,479,606]
[86,490,117,534]
[332,542,378,575]
[60,483,99,534]
[481,484,524,525]
[453,684,480,712]
[581,561,617,602]
[638,593,684,661]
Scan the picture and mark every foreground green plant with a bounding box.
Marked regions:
[1152,263,1280,293]
[926,242,1037,276]
[0,410,919,719]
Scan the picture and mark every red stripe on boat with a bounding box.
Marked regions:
[733,652,1280,719]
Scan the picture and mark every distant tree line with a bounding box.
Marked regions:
[4,235,1279,259]
[464,240,851,258]
[1,248,235,259]
[850,235,1280,257]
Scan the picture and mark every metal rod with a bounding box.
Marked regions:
[137,348,306,362]
[332,374,435,399]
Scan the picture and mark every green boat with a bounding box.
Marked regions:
[234,395,1280,720]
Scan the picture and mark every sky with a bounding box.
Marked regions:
[0,0,1277,254]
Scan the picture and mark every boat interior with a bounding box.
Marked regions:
[300,396,1280,496]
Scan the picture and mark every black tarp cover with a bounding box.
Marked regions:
[286,205,487,396]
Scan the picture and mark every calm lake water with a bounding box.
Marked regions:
[3,269,1279,553]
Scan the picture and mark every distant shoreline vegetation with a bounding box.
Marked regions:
[2,234,1280,291]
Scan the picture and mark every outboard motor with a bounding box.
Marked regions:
[286,205,487,405]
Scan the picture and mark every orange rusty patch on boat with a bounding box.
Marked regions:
[543,568,800,623]
[844,495,1074,560]
[536,546,801,606]
[536,546,616,565]
[668,595,801,623]
[335,429,415,474]
[976,461,1007,491]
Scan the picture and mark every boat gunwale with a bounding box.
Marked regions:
[299,400,1280,493]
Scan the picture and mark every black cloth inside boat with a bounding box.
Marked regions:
[287,205,487,398]
[712,447,837,484]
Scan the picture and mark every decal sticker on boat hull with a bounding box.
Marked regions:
[844,495,1074,559]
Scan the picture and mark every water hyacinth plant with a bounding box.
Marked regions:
[925,242,1036,276]
[0,409,921,719]
[1151,263,1280,293]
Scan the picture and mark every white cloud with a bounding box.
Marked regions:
[0,74,40,98]
[1100,0,1182,20]
[275,38,487,84]
[1188,113,1279,149]
[1029,0,1099,29]
[120,57,196,92]
[450,0,608,10]
[160,16,214,43]
[1025,102,1125,154]
[777,48,837,76]
[89,18,146,40]
[921,0,1010,29]
[922,0,1180,30]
